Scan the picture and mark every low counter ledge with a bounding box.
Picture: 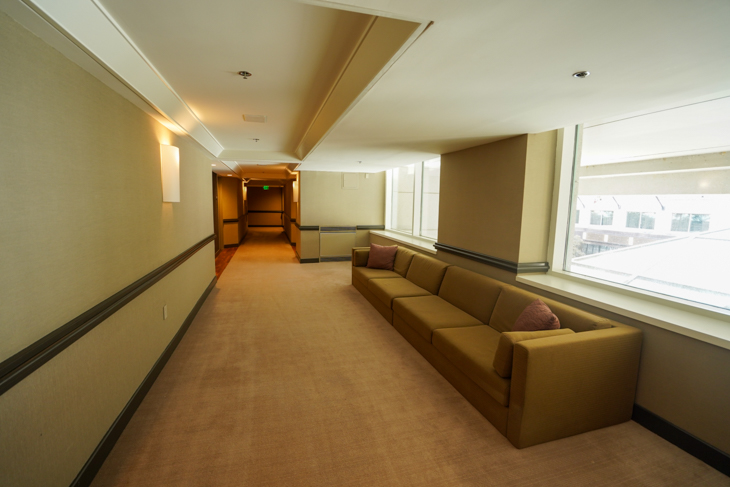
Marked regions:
[516,271,730,351]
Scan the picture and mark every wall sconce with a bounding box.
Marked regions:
[292,180,299,203]
[160,144,180,202]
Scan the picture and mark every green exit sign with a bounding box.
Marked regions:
[263,186,269,190]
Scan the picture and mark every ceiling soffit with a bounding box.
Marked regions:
[11,0,427,170]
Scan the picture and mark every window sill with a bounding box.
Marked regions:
[369,230,437,254]
[516,271,730,351]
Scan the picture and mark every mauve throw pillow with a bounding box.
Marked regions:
[366,243,398,270]
[512,299,560,331]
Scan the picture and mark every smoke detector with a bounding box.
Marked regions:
[238,71,252,79]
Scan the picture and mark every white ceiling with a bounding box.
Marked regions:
[7,0,730,174]
[582,96,730,165]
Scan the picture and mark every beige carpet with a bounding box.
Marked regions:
[92,228,730,487]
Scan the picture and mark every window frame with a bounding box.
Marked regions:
[385,160,439,242]
[543,126,730,323]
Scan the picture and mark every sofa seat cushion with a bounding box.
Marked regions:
[433,325,511,407]
[368,278,431,309]
[393,295,483,343]
[353,266,401,285]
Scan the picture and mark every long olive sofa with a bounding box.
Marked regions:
[351,246,642,448]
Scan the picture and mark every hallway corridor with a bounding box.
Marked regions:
[90,230,729,487]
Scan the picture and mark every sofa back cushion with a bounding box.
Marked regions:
[393,247,417,277]
[488,285,614,333]
[405,254,451,295]
[438,266,502,324]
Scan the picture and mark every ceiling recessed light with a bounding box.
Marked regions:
[238,71,252,79]
[212,164,216,166]
[572,71,590,79]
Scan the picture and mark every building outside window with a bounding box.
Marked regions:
[562,96,730,311]
[386,158,441,240]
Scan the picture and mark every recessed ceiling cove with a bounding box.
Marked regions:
[98,0,423,167]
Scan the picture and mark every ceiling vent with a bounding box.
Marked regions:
[243,114,267,123]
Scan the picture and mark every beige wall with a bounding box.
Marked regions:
[0,12,215,485]
[300,171,385,226]
[219,177,246,246]
[299,171,384,261]
[248,186,283,227]
[439,136,528,263]
[438,132,556,270]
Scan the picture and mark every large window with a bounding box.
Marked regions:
[386,158,441,240]
[562,97,730,311]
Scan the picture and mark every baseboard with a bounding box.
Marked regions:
[71,276,217,487]
[320,256,351,262]
[299,258,319,264]
[632,405,730,476]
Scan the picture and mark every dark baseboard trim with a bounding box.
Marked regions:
[248,210,283,213]
[434,243,549,274]
[299,226,319,231]
[356,225,385,230]
[632,405,729,476]
[320,226,356,232]
[299,258,320,264]
[320,256,351,262]
[223,244,239,248]
[248,225,283,228]
[222,219,238,223]
[290,243,296,247]
[71,276,217,487]
[0,234,215,397]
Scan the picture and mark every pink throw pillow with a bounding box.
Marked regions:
[366,243,397,270]
[512,299,560,331]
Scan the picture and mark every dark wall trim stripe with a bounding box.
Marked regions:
[632,405,729,476]
[71,276,217,487]
[249,225,283,228]
[299,258,320,264]
[248,210,283,213]
[299,226,319,231]
[223,219,238,223]
[434,242,549,274]
[320,226,356,232]
[0,234,215,396]
[320,256,351,262]
[356,225,385,230]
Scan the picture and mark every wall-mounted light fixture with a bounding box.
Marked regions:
[160,144,180,202]
[292,180,299,203]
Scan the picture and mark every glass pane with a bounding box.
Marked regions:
[671,213,689,232]
[626,212,640,228]
[420,158,440,239]
[565,97,730,310]
[590,211,602,225]
[690,214,710,232]
[640,212,655,230]
[602,211,613,226]
[391,165,414,234]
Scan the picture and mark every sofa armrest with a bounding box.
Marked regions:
[352,247,370,267]
[507,325,642,448]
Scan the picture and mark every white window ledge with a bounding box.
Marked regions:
[517,272,730,351]
[369,230,437,254]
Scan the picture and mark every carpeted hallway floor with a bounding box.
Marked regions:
[91,228,730,486]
